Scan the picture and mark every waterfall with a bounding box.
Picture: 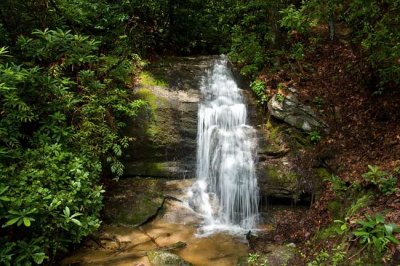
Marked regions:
[189,56,259,233]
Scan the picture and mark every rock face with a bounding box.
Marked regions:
[267,89,328,132]
[122,56,323,205]
[102,178,196,226]
[102,178,164,226]
[124,56,219,179]
[147,250,192,266]
[255,112,321,204]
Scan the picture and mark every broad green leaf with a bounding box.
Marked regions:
[0,196,10,201]
[386,235,400,244]
[375,214,384,224]
[23,217,31,227]
[32,252,47,264]
[354,231,370,237]
[64,206,70,217]
[71,218,82,226]
[384,224,394,234]
[3,217,19,227]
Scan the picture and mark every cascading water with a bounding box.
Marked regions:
[189,56,259,234]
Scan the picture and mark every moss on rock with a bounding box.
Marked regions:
[147,250,192,266]
[139,71,168,87]
[102,178,165,226]
[135,87,179,147]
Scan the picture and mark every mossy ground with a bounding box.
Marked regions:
[139,71,168,87]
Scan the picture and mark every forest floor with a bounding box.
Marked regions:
[251,28,400,264]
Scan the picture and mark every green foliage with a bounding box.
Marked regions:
[313,96,324,108]
[344,0,400,90]
[345,194,373,217]
[230,29,265,76]
[333,219,349,235]
[250,79,268,105]
[248,253,260,265]
[247,252,269,266]
[290,43,305,61]
[280,5,313,35]
[275,93,286,103]
[309,131,321,144]
[326,175,347,193]
[354,214,400,254]
[307,244,346,266]
[362,165,398,195]
[228,0,286,76]
[0,28,144,263]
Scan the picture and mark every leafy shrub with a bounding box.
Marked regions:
[250,79,268,105]
[307,244,346,266]
[290,42,305,61]
[0,28,145,264]
[247,252,260,265]
[229,29,265,76]
[354,214,400,254]
[275,93,286,103]
[309,131,321,144]
[280,4,313,35]
[344,0,400,90]
[362,165,398,195]
[326,175,348,192]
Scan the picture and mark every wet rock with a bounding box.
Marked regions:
[256,118,309,201]
[147,250,192,266]
[123,57,218,179]
[267,90,328,132]
[259,163,300,200]
[160,241,187,251]
[102,178,164,226]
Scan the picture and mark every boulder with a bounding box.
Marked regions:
[259,163,299,200]
[147,250,192,266]
[267,90,328,132]
[261,243,299,266]
[237,243,299,266]
[102,178,164,226]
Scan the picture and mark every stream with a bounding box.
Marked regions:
[61,179,249,266]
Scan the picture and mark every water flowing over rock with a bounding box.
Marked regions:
[189,57,259,231]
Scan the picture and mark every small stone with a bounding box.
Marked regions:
[147,250,192,266]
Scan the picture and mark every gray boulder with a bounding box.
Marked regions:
[267,90,327,132]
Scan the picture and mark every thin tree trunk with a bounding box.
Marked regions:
[328,12,335,41]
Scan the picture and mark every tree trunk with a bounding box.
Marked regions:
[328,12,335,41]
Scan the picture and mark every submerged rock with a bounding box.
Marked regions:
[147,250,192,266]
[267,89,328,132]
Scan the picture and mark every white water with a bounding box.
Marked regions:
[188,57,259,235]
